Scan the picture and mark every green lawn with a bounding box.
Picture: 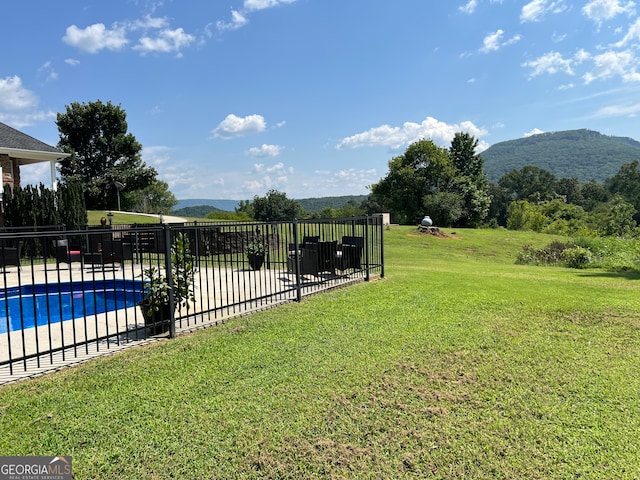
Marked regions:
[1,226,639,479]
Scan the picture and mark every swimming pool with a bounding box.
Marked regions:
[0,279,144,333]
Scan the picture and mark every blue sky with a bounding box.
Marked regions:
[2,0,640,200]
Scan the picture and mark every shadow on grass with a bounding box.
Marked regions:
[577,270,640,280]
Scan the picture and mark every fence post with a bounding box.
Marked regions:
[163,224,176,338]
[292,220,302,302]
[364,216,370,282]
[379,214,385,279]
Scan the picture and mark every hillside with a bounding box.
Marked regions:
[481,129,640,183]
[173,195,368,214]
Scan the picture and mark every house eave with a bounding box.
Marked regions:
[0,147,70,165]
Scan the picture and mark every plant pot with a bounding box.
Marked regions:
[139,300,172,335]
[247,254,265,270]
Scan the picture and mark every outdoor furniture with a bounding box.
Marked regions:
[54,239,82,268]
[287,240,338,276]
[84,235,133,269]
[0,242,21,270]
[335,236,364,271]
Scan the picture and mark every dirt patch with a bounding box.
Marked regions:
[408,227,459,239]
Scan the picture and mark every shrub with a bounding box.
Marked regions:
[516,241,575,265]
[561,246,592,269]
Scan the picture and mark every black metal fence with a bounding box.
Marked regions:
[0,215,384,383]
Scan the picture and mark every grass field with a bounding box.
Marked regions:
[1,226,639,478]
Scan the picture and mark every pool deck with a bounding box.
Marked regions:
[0,261,364,385]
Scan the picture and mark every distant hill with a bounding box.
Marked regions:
[296,195,368,213]
[172,205,224,217]
[173,195,368,215]
[173,199,240,212]
[481,129,640,183]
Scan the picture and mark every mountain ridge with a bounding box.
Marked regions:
[481,129,640,183]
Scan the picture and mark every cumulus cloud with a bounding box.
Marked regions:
[0,77,56,127]
[133,27,195,55]
[522,51,575,77]
[64,15,195,56]
[582,0,636,25]
[480,29,522,53]
[583,50,638,83]
[246,144,284,157]
[336,116,488,150]
[524,128,545,137]
[212,114,267,139]
[0,76,38,111]
[244,160,292,192]
[520,0,567,23]
[63,23,128,53]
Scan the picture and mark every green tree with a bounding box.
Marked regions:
[252,190,302,221]
[370,139,453,224]
[56,100,157,210]
[236,200,255,219]
[499,166,558,203]
[605,160,640,223]
[600,195,637,237]
[506,200,549,232]
[125,180,177,214]
[581,181,610,212]
[448,133,492,227]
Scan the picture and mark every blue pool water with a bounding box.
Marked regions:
[0,279,144,334]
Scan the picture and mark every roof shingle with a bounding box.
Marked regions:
[0,122,63,153]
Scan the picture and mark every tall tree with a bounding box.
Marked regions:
[370,134,491,226]
[448,132,491,227]
[252,190,303,221]
[56,100,157,210]
[370,139,453,225]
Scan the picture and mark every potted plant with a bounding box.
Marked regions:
[246,238,266,270]
[139,232,196,333]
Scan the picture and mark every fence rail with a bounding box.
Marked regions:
[0,215,384,383]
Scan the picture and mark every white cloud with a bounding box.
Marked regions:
[0,76,38,111]
[142,145,173,166]
[582,0,636,25]
[583,50,639,83]
[133,27,195,55]
[132,15,169,30]
[244,0,297,12]
[246,144,284,157]
[218,0,297,32]
[480,29,521,53]
[522,51,575,77]
[63,23,128,53]
[524,128,545,137]
[520,0,567,23]
[591,101,640,117]
[216,10,249,31]
[336,116,488,150]
[64,58,80,66]
[459,0,478,15]
[212,114,267,139]
[613,17,640,47]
